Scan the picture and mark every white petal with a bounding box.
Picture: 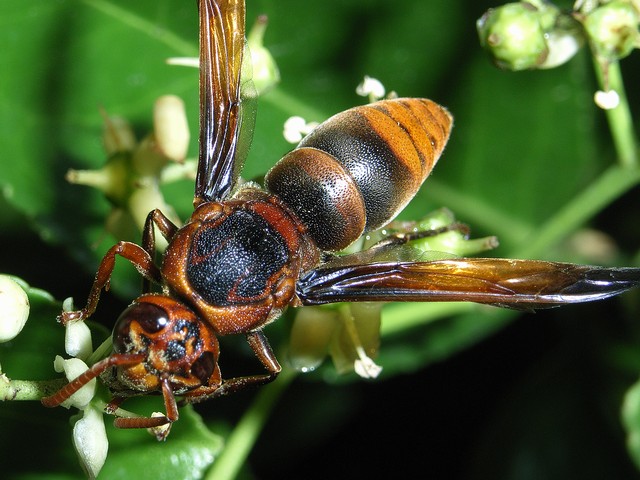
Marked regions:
[356,76,386,100]
[53,356,96,409]
[594,90,620,110]
[353,346,383,379]
[165,56,199,68]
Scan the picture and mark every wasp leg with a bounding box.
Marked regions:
[184,330,282,402]
[104,394,127,413]
[41,354,145,407]
[59,242,162,324]
[112,377,178,441]
[141,209,179,294]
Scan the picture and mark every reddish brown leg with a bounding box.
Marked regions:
[104,395,127,413]
[41,354,145,407]
[185,330,282,403]
[112,376,178,441]
[59,242,161,324]
[140,209,179,294]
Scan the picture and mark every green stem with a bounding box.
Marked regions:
[205,368,298,480]
[511,164,640,259]
[592,58,638,169]
[381,302,475,336]
[0,375,66,401]
[81,0,196,56]
[262,88,328,122]
[422,179,532,246]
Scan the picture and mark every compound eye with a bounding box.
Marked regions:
[135,304,170,334]
[113,302,169,352]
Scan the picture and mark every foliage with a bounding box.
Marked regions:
[1,0,640,478]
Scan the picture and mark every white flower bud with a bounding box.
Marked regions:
[0,276,30,342]
[65,320,93,361]
[153,95,190,162]
[73,404,108,480]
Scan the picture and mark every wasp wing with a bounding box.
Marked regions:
[196,0,256,206]
[296,257,640,309]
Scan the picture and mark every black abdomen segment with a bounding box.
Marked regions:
[186,209,290,306]
[265,98,453,251]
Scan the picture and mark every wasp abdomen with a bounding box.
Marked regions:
[265,98,453,251]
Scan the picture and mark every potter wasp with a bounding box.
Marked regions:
[42,0,640,438]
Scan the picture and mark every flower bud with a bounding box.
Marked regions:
[329,303,383,378]
[539,13,584,69]
[0,276,30,343]
[584,1,640,61]
[477,2,549,70]
[65,153,131,206]
[288,306,337,372]
[478,2,585,70]
[153,95,190,163]
[102,113,136,155]
[247,15,280,95]
[73,404,108,480]
[65,316,93,361]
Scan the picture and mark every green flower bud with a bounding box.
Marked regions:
[584,1,640,61]
[65,153,132,206]
[622,377,640,469]
[288,306,337,373]
[247,15,280,95]
[477,2,549,70]
[329,303,382,378]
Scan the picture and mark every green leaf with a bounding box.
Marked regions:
[102,406,223,480]
[623,376,640,470]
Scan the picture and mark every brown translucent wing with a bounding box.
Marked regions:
[296,257,640,309]
[195,0,255,206]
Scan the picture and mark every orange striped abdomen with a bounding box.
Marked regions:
[265,98,453,251]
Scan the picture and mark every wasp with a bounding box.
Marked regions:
[42,0,640,438]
